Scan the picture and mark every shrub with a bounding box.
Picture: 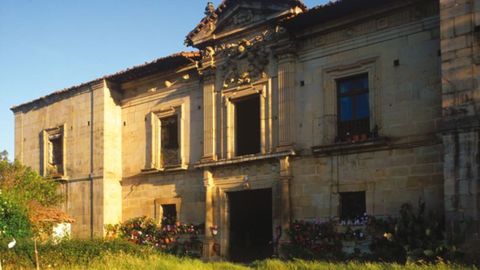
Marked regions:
[0,159,62,208]
[0,192,32,239]
[0,159,66,240]
[282,220,343,261]
[283,202,462,264]
[369,201,461,263]
[111,216,204,258]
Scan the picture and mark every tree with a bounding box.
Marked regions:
[0,159,65,239]
[0,150,7,161]
[0,160,62,208]
[0,159,72,270]
[0,193,31,239]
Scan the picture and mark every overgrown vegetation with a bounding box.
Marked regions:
[0,157,62,209]
[0,238,150,269]
[1,240,476,270]
[0,193,32,239]
[12,252,476,270]
[0,155,64,240]
[283,201,463,264]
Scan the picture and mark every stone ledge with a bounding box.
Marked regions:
[441,116,480,133]
[141,164,190,174]
[311,137,390,156]
[194,150,296,168]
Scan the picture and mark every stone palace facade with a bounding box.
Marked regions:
[11,0,480,260]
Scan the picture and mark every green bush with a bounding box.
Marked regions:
[0,193,32,239]
[0,159,62,208]
[0,238,151,269]
[0,159,63,240]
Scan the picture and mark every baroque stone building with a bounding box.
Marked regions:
[10,0,480,260]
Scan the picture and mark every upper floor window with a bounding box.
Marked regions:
[48,133,63,173]
[337,74,370,142]
[145,104,186,171]
[42,126,65,178]
[160,115,180,167]
[235,95,261,156]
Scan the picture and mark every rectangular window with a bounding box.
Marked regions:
[340,191,366,221]
[337,74,370,141]
[235,95,261,156]
[161,204,177,226]
[160,115,179,167]
[45,130,64,177]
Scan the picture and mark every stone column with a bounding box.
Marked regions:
[276,52,296,151]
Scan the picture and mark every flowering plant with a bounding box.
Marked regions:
[284,220,343,260]
[108,216,204,258]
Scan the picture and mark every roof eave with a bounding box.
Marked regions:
[11,52,200,113]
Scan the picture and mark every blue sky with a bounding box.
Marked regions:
[0,0,328,159]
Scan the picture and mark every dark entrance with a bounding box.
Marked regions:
[228,188,273,262]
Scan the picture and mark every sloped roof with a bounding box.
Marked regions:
[11,51,200,113]
[28,201,75,224]
[185,0,307,46]
[283,0,408,30]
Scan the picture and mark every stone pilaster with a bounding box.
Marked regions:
[202,71,217,161]
[278,156,292,242]
[203,169,216,259]
[276,52,296,151]
[13,112,24,163]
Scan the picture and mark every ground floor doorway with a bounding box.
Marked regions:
[228,188,273,262]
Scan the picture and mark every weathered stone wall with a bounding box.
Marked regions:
[294,0,441,149]
[440,0,480,249]
[122,171,205,224]
[288,0,444,220]
[120,71,205,224]
[12,82,118,238]
[291,145,444,221]
[13,88,92,176]
[101,83,123,229]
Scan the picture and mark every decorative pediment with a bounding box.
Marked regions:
[219,32,272,89]
[185,0,306,47]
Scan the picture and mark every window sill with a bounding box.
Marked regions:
[46,174,68,181]
[312,137,389,156]
[141,164,189,174]
[194,150,296,168]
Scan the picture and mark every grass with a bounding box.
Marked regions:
[50,253,478,270]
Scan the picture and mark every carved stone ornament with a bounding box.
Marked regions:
[217,30,279,89]
[233,10,253,26]
[204,2,215,16]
